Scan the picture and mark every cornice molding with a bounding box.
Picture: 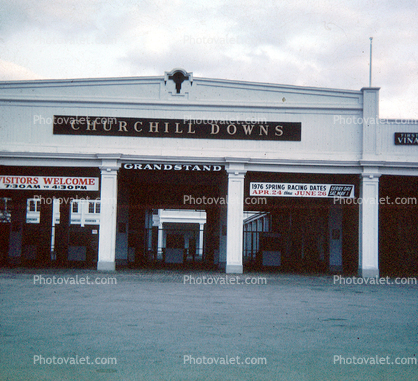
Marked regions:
[0,95,363,112]
[2,152,418,175]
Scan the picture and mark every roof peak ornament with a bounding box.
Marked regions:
[164,68,193,94]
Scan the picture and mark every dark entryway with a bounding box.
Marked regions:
[117,164,225,269]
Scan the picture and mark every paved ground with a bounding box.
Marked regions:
[0,268,417,381]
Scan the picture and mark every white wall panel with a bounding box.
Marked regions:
[0,74,416,172]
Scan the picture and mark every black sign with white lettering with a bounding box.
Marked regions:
[122,163,223,172]
[395,133,418,145]
[53,116,301,141]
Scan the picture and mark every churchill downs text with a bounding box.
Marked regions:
[57,117,285,136]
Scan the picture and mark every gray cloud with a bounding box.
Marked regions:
[0,0,416,118]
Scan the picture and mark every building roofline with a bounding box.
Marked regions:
[0,72,363,94]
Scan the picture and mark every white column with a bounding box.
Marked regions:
[97,159,119,271]
[359,172,380,278]
[226,166,246,274]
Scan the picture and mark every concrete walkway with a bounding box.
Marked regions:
[0,268,417,380]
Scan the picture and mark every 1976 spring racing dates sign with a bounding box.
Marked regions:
[250,182,355,198]
[53,115,301,141]
[0,176,99,191]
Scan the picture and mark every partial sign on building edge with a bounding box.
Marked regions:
[250,182,355,198]
[395,133,418,145]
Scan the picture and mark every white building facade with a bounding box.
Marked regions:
[1,68,418,276]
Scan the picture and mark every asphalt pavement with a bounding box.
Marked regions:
[1,268,417,380]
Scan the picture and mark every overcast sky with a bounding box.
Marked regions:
[0,0,416,118]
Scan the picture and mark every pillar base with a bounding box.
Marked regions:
[226,264,243,274]
[358,268,379,278]
[97,261,116,271]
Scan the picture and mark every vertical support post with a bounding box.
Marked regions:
[218,176,228,268]
[39,199,53,266]
[226,165,246,274]
[329,204,343,273]
[204,207,218,265]
[369,37,373,87]
[199,223,204,257]
[359,172,380,278]
[158,223,163,259]
[115,185,129,266]
[55,200,70,267]
[97,158,120,271]
[9,196,25,263]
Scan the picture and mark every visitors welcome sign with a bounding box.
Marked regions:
[0,176,99,191]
